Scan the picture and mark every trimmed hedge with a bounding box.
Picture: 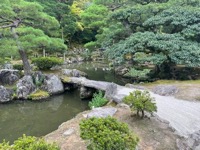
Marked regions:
[32,57,63,70]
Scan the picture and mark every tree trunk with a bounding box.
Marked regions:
[43,48,46,57]
[141,110,144,118]
[18,50,32,75]
[63,52,66,62]
[11,27,32,75]
[137,110,139,117]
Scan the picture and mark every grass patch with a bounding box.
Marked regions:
[28,90,49,100]
[60,76,70,83]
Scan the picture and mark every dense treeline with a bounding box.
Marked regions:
[1,0,200,78]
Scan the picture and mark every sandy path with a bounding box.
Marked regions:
[115,86,200,137]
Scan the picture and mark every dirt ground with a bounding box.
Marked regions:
[45,106,181,150]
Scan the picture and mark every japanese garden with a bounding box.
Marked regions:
[0,0,200,149]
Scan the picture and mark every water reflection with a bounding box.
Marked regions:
[0,90,88,143]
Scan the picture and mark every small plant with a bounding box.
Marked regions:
[123,90,157,118]
[0,135,59,150]
[80,117,139,150]
[32,57,63,70]
[32,74,45,88]
[88,91,108,109]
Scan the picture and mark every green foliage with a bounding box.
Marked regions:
[32,57,63,70]
[13,64,23,70]
[84,41,97,51]
[81,4,108,29]
[88,91,108,109]
[123,90,157,118]
[125,68,151,79]
[80,117,139,150]
[0,135,59,150]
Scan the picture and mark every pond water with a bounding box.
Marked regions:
[0,62,126,143]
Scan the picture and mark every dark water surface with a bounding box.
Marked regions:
[0,62,126,143]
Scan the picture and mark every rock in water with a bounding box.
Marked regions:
[41,74,64,95]
[80,86,96,99]
[62,69,87,77]
[0,69,20,85]
[16,75,36,99]
[87,107,117,118]
[0,86,13,103]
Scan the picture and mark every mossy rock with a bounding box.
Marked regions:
[60,76,71,83]
[28,90,49,100]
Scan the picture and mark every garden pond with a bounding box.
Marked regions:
[0,62,125,143]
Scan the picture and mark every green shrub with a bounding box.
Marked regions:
[123,90,157,118]
[32,57,63,70]
[0,135,59,150]
[125,68,151,80]
[80,117,139,150]
[88,91,108,109]
[84,41,97,51]
[13,64,23,70]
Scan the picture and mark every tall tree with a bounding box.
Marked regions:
[0,0,61,75]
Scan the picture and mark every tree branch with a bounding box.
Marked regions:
[0,16,13,23]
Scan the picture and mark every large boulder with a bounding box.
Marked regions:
[41,74,64,95]
[0,69,20,85]
[62,69,87,77]
[16,75,36,99]
[86,107,117,118]
[152,85,178,96]
[0,86,13,103]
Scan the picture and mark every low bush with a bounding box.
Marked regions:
[124,68,151,80]
[0,135,59,150]
[80,117,139,150]
[13,64,23,70]
[123,90,157,118]
[88,91,108,109]
[32,57,63,70]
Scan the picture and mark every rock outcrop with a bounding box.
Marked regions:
[152,85,178,96]
[0,86,13,103]
[16,75,36,99]
[41,74,64,95]
[86,107,117,118]
[0,69,20,85]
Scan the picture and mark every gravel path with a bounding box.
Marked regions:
[115,86,200,137]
